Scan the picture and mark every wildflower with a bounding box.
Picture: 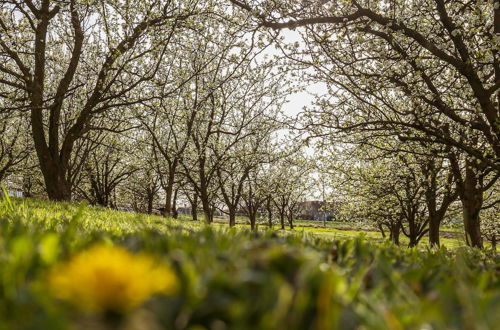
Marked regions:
[48,244,178,312]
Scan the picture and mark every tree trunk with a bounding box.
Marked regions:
[389,223,400,246]
[425,184,455,248]
[147,193,154,214]
[42,162,72,201]
[199,183,213,223]
[163,184,173,217]
[403,211,419,248]
[426,192,441,247]
[228,208,236,227]
[279,214,285,229]
[462,199,483,248]
[428,218,441,247]
[249,211,257,230]
[201,199,213,223]
[266,197,273,228]
[89,174,107,207]
[191,193,198,221]
[492,235,497,251]
[32,110,73,201]
[172,188,179,219]
[451,155,484,249]
[408,236,418,248]
[427,205,453,248]
[203,209,212,223]
[111,190,117,209]
[22,175,33,198]
[378,224,386,238]
[460,164,484,248]
[0,169,6,185]
[162,164,177,216]
[288,214,294,230]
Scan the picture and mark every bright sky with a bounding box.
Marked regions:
[273,29,328,118]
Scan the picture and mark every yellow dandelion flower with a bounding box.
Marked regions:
[48,244,178,312]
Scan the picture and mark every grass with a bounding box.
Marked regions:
[0,196,498,329]
[294,226,467,249]
[19,198,477,250]
[211,216,467,249]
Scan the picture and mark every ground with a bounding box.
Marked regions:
[0,197,498,329]
[201,215,467,249]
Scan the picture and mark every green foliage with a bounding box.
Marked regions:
[0,197,498,329]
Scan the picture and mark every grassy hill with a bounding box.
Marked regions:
[0,196,498,329]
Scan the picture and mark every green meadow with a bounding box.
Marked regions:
[0,196,498,329]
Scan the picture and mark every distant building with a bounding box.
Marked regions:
[297,201,335,221]
[0,188,23,198]
[177,207,191,215]
[1,177,24,198]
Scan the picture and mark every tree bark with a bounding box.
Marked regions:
[249,213,257,230]
[279,213,285,229]
[163,183,173,217]
[147,193,154,215]
[460,163,484,248]
[450,154,485,248]
[191,193,198,221]
[401,208,427,248]
[248,205,258,230]
[40,159,72,201]
[228,207,236,227]
[462,197,483,248]
[378,224,386,238]
[389,222,400,245]
[427,208,448,248]
[172,188,179,219]
[428,219,441,247]
[423,159,456,248]
[266,198,273,228]
[201,197,213,223]
[22,175,33,198]
[203,209,212,223]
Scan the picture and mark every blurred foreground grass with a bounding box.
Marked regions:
[0,196,498,330]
